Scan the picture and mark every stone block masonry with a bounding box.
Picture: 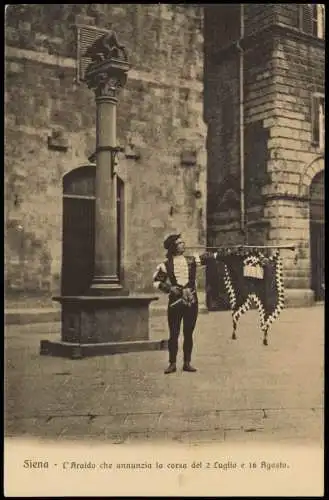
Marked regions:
[5,4,207,297]
[204,4,324,305]
[264,25,324,291]
[5,4,324,305]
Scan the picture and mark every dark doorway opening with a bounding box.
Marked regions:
[310,170,324,301]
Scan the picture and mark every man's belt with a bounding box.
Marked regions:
[170,289,197,308]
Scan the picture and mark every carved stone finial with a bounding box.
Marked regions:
[84,31,128,65]
[85,31,130,99]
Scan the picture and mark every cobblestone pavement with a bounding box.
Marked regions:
[5,306,324,446]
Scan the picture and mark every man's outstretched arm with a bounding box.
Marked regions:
[193,251,218,266]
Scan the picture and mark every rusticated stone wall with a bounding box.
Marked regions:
[5,4,206,297]
[204,4,324,300]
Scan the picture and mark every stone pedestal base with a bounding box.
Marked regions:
[39,294,167,359]
[40,339,168,359]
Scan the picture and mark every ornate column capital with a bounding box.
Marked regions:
[85,31,130,99]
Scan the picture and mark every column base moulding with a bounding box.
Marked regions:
[89,282,130,296]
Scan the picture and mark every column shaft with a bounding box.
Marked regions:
[91,96,121,292]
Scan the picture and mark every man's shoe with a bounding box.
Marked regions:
[183,363,197,372]
[164,363,176,374]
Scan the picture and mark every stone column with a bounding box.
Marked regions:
[41,31,167,359]
[85,32,130,294]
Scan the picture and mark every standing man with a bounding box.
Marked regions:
[153,233,216,374]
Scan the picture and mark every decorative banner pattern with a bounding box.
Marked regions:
[214,249,285,345]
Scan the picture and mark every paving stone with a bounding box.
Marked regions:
[42,415,94,438]
[217,409,265,431]
[177,429,225,444]
[123,413,162,432]
[88,414,127,436]
[224,427,324,445]
[263,408,324,439]
[5,417,49,437]
[124,430,182,444]
[157,411,221,432]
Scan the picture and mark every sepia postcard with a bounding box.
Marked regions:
[4,4,324,497]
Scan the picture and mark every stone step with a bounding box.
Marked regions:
[5,308,61,325]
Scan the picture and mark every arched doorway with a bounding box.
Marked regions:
[61,164,125,296]
[310,170,324,301]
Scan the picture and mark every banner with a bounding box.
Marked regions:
[212,249,285,345]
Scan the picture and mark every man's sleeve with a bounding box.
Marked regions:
[193,251,218,266]
[153,262,171,293]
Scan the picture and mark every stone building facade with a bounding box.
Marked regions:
[5,4,206,298]
[204,4,325,305]
[5,4,324,305]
